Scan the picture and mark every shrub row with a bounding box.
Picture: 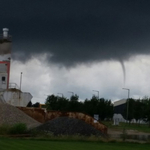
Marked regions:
[0,123,27,135]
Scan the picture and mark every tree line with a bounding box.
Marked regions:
[29,94,150,125]
[123,97,150,125]
[45,95,150,124]
[45,94,114,121]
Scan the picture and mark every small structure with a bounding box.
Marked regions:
[0,28,32,107]
[113,99,126,125]
[113,113,126,125]
[114,99,127,114]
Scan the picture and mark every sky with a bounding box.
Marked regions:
[1,0,150,103]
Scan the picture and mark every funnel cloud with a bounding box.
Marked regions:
[0,0,150,67]
[120,60,126,86]
[1,0,150,102]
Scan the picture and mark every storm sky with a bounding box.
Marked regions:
[1,0,150,103]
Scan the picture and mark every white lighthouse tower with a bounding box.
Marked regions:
[0,28,32,107]
[0,28,11,90]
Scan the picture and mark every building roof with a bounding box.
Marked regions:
[113,99,127,107]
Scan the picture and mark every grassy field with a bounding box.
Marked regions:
[102,121,150,133]
[0,138,150,150]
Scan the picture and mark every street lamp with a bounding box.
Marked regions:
[122,88,130,121]
[20,72,23,91]
[92,90,99,99]
[68,91,74,96]
[57,93,63,97]
[19,72,23,100]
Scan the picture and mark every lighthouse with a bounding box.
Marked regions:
[0,28,11,90]
[0,28,32,107]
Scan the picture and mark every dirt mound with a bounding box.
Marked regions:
[37,117,102,136]
[0,103,41,128]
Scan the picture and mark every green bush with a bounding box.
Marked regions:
[0,124,10,135]
[9,123,28,135]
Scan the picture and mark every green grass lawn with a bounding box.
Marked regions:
[102,121,150,133]
[0,138,150,150]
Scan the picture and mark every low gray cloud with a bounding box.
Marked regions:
[1,0,150,66]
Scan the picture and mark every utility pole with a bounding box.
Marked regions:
[20,72,23,91]
[57,93,63,97]
[92,90,99,99]
[68,91,74,96]
[122,88,130,121]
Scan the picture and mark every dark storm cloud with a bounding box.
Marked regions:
[1,0,150,66]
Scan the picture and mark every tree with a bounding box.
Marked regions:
[45,94,113,120]
[56,96,69,111]
[83,96,99,116]
[133,99,144,124]
[70,94,79,102]
[123,98,135,123]
[83,96,113,120]
[104,100,114,120]
[32,102,40,108]
[27,101,32,107]
[45,94,58,110]
[68,94,81,112]
[142,98,150,127]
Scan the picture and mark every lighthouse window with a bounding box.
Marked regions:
[2,76,6,83]
[2,77,5,81]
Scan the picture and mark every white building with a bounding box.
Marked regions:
[113,99,127,125]
[0,28,32,107]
